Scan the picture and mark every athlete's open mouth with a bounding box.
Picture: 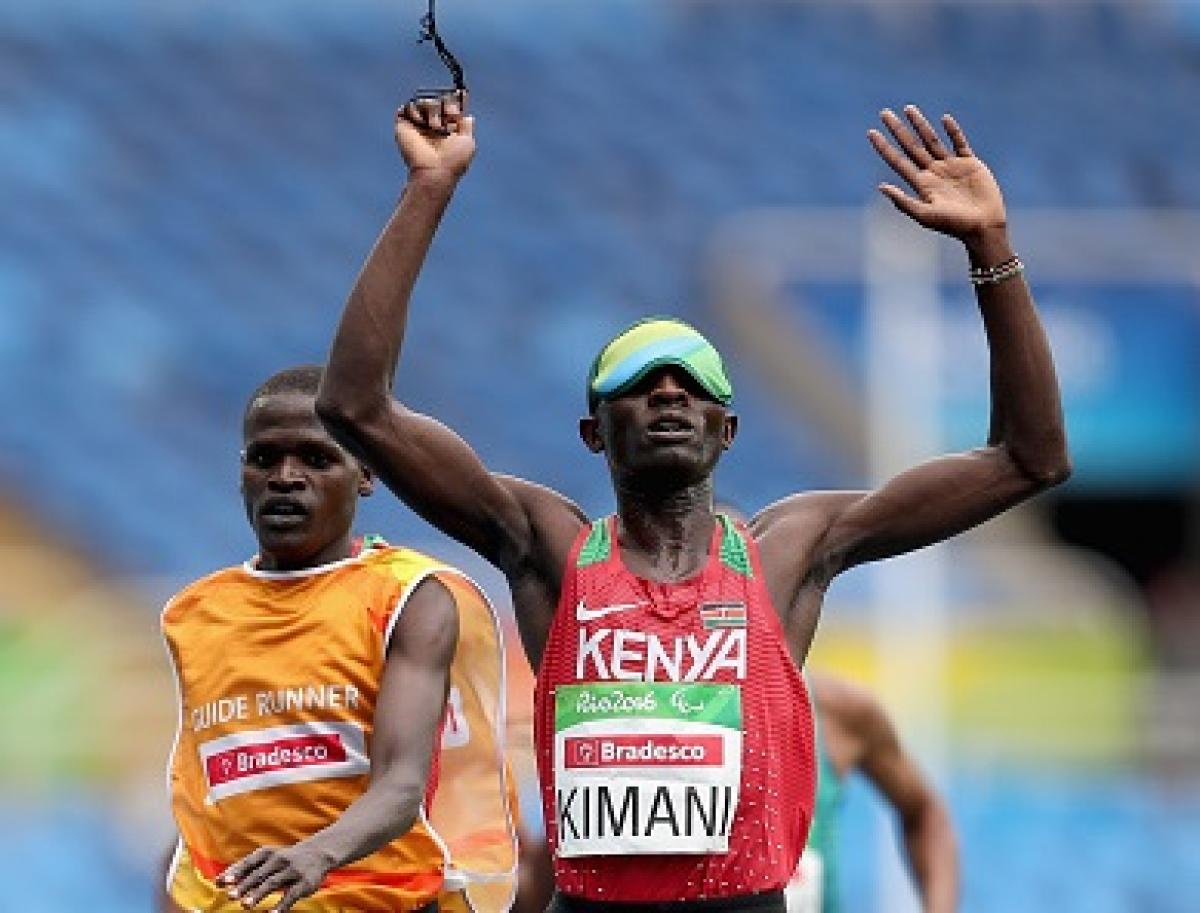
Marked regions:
[646,414,694,441]
[259,498,310,524]
[647,414,693,433]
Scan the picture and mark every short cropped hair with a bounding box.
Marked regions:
[243,364,324,427]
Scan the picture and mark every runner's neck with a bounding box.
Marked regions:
[614,506,716,583]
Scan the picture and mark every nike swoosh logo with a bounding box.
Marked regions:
[575,599,647,623]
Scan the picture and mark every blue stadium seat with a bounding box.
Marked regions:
[0,1,1195,583]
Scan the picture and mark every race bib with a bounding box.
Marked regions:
[553,682,742,856]
[785,847,824,913]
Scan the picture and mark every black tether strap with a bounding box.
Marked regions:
[413,0,466,99]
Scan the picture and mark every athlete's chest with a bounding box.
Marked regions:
[173,576,388,692]
[547,565,759,858]
[565,566,756,684]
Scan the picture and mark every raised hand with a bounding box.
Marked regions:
[396,91,475,180]
[217,843,332,913]
[868,106,1006,243]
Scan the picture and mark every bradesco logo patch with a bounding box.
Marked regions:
[553,682,742,857]
[565,734,723,768]
[205,733,345,786]
[199,722,369,802]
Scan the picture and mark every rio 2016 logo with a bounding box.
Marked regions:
[575,689,657,715]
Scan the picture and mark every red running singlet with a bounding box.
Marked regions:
[534,515,815,903]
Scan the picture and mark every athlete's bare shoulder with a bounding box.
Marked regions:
[749,490,866,587]
[810,672,881,730]
[809,672,889,773]
[750,490,863,538]
[495,474,589,576]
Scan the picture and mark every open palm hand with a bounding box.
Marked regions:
[868,106,1006,242]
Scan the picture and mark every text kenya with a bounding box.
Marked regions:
[576,628,746,682]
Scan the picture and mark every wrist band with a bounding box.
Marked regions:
[969,255,1024,287]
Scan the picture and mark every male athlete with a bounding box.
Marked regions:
[161,365,516,913]
[315,95,1068,913]
[787,673,958,913]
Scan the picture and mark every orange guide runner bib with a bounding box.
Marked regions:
[163,540,517,913]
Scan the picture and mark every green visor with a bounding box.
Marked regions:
[587,317,733,409]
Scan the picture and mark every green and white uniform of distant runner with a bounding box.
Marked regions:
[786,712,846,913]
[553,681,742,857]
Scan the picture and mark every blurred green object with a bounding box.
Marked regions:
[810,610,1147,768]
[0,605,172,787]
[0,615,111,780]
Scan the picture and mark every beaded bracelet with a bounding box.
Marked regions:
[969,255,1024,287]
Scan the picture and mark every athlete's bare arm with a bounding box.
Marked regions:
[814,674,959,913]
[156,843,185,913]
[753,106,1069,644]
[316,97,584,656]
[216,578,459,913]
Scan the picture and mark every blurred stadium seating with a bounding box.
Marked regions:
[1,0,1198,581]
[1,1,1197,910]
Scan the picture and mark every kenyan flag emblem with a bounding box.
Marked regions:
[699,602,747,629]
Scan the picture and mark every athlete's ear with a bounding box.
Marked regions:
[722,413,738,450]
[579,415,604,454]
[357,463,374,497]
